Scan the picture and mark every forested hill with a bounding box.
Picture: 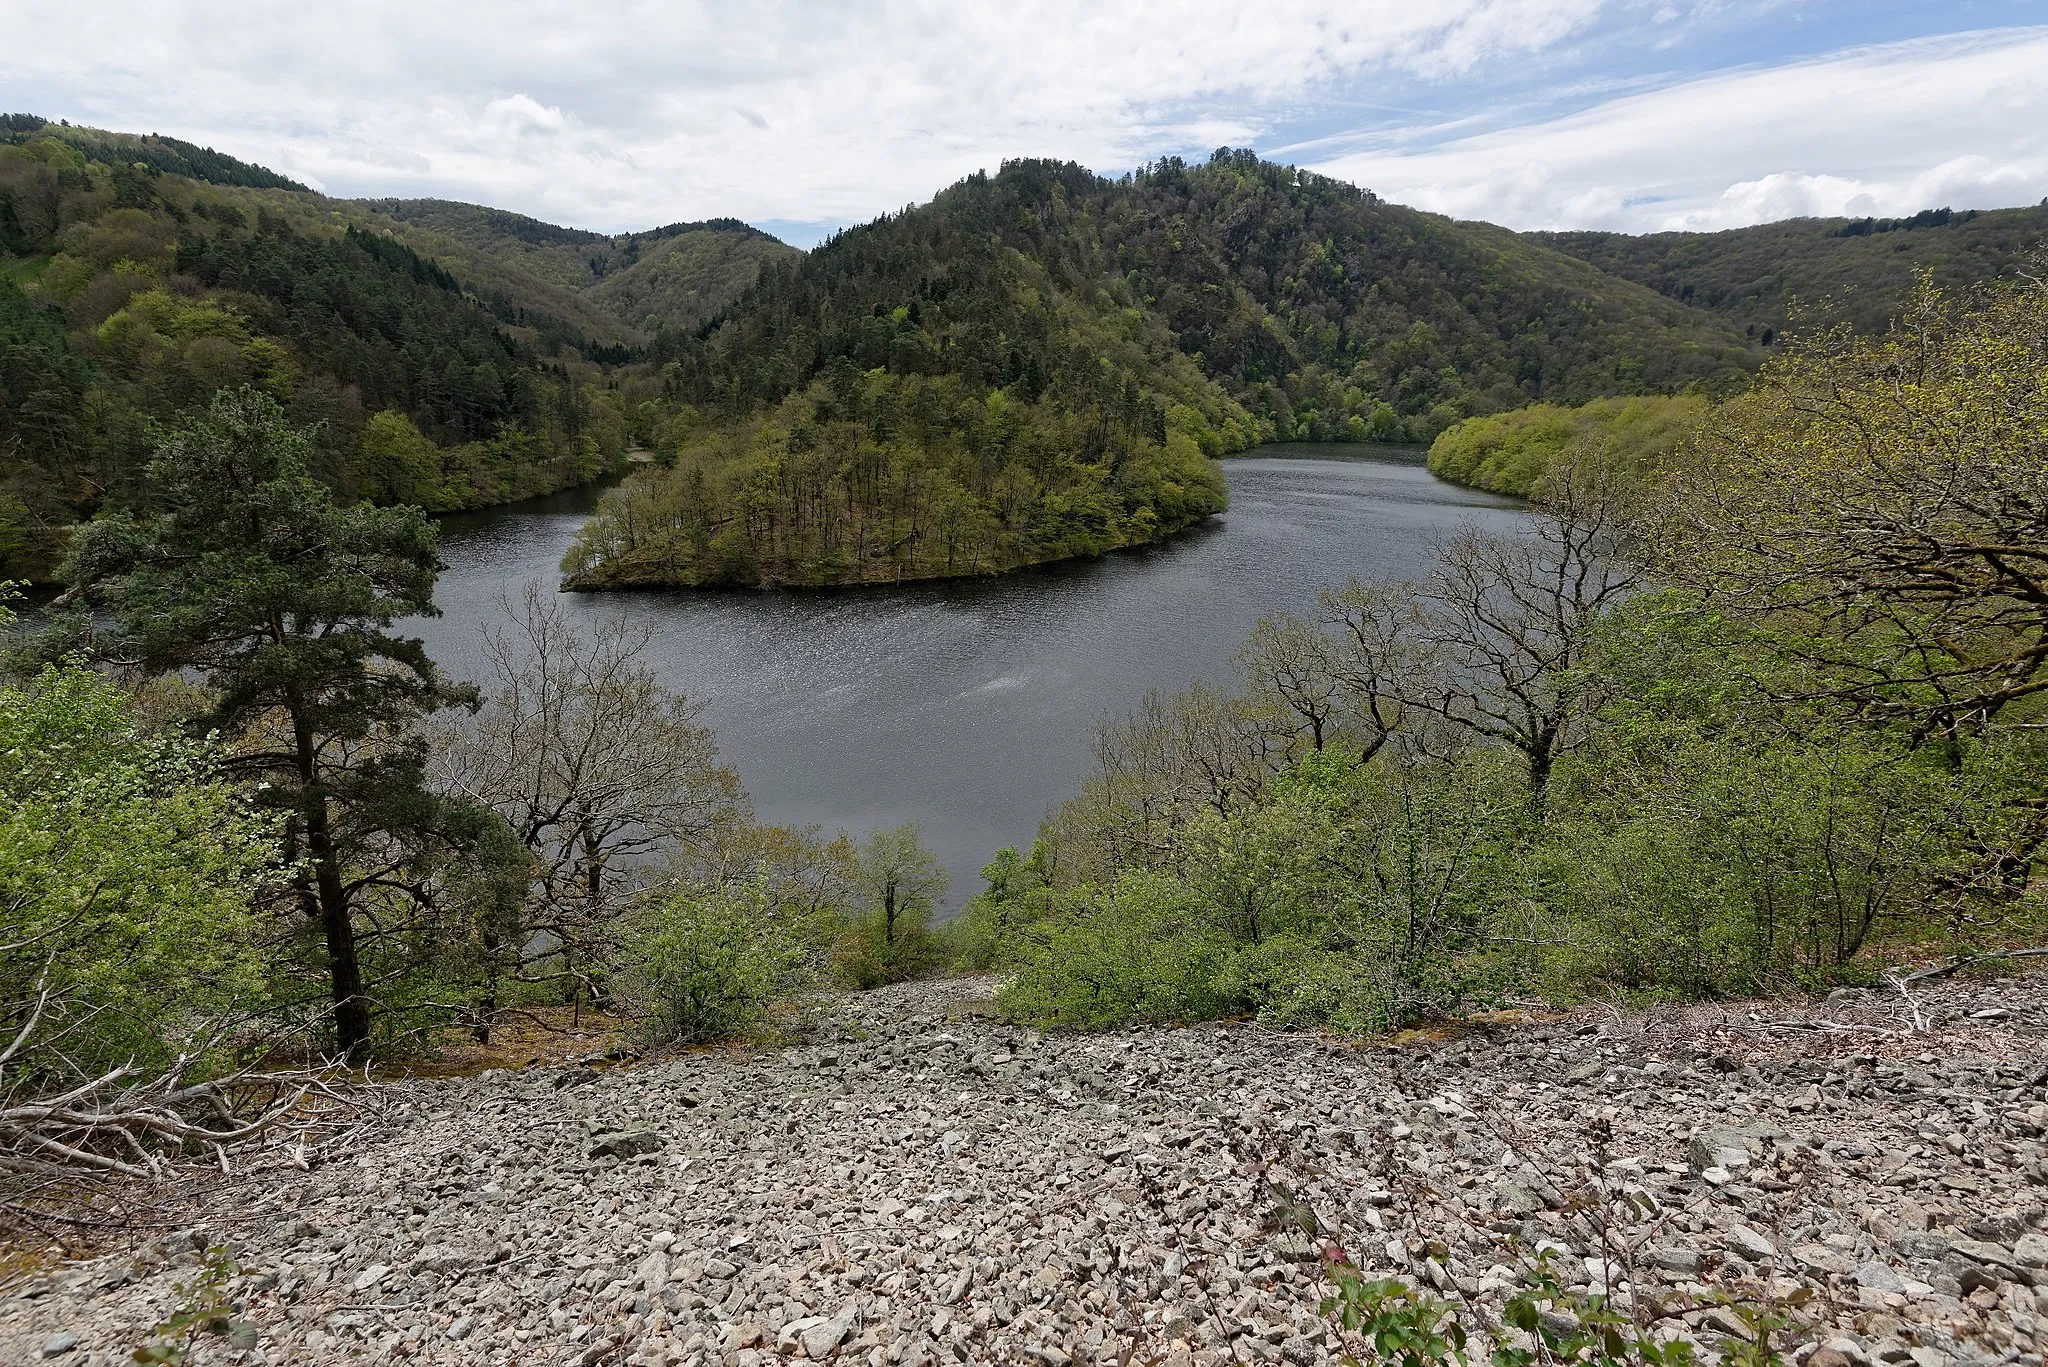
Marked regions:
[1534,202,2048,338]
[563,152,1762,590]
[0,114,310,191]
[359,198,798,336]
[0,118,705,577]
[660,152,1762,444]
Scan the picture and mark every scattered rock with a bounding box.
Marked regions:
[3,971,2044,1365]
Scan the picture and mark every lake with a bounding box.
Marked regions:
[411,446,1526,903]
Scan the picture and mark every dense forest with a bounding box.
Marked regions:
[1537,201,2048,337]
[566,151,1764,587]
[946,271,2048,1034]
[0,119,748,577]
[8,119,2045,592]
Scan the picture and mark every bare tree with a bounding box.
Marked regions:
[1410,464,1639,806]
[1236,615,1345,753]
[1316,579,1421,764]
[0,938,309,1209]
[433,585,749,1036]
[1301,461,1637,809]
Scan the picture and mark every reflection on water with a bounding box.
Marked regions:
[412,446,1526,903]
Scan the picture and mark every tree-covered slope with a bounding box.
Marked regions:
[657,151,1762,445]
[1534,203,2048,338]
[359,198,798,336]
[0,122,671,577]
[564,152,1763,590]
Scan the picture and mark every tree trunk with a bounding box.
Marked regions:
[1526,739,1555,818]
[474,923,500,1045]
[303,786,371,1059]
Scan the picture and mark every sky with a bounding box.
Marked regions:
[4,0,2045,247]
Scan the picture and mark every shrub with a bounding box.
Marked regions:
[0,662,280,1082]
[618,878,815,1044]
[997,872,1246,1029]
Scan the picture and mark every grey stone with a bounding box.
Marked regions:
[414,1243,478,1275]
[1853,1261,1907,1293]
[40,1333,78,1359]
[1497,1181,1547,1216]
[1689,1130,1753,1175]
[1726,1226,1778,1262]
[1793,1244,1853,1277]
[589,1129,663,1160]
[1645,1247,1703,1276]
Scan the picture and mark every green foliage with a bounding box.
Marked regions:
[621,876,817,1044]
[1427,393,1710,499]
[829,824,950,987]
[1006,276,2048,1028]
[361,198,795,336]
[59,388,492,1057]
[0,119,308,192]
[0,125,669,575]
[999,752,1525,1032]
[1547,596,2039,995]
[1491,1250,1800,1367]
[567,149,1766,587]
[563,366,1231,586]
[1321,1262,1469,1367]
[1538,202,2048,339]
[664,151,1758,440]
[0,661,280,1081]
[130,1245,258,1363]
[996,872,1245,1029]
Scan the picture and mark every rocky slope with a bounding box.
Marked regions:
[4,972,2046,1367]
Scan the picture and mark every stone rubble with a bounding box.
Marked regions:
[3,971,2046,1366]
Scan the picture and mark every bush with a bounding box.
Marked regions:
[0,662,280,1082]
[998,751,1524,1033]
[619,878,816,1044]
[998,872,1246,1029]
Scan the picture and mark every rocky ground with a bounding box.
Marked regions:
[3,970,2047,1367]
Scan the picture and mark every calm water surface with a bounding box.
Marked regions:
[412,446,1525,902]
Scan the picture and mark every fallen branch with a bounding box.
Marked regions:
[1897,946,2048,985]
[1884,971,1930,1033]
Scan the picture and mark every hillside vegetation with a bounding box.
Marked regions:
[1425,392,1710,498]
[360,198,797,336]
[1537,202,2048,337]
[566,151,1764,588]
[0,118,705,575]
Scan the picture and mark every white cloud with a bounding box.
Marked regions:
[1312,28,2048,232]
[8,4,2040,241]
[1,0,1612,233]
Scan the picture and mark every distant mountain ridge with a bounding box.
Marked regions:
[1,113,310,191]
[358,198,799,337]
[566,152,1766,589]
[1535,201,2048,338]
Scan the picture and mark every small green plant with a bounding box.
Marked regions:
[1320,1244,1470,1367]
[132,1244,257,1364]
[1493,1251,1695,1367]
[1490,1251,1800,1367]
